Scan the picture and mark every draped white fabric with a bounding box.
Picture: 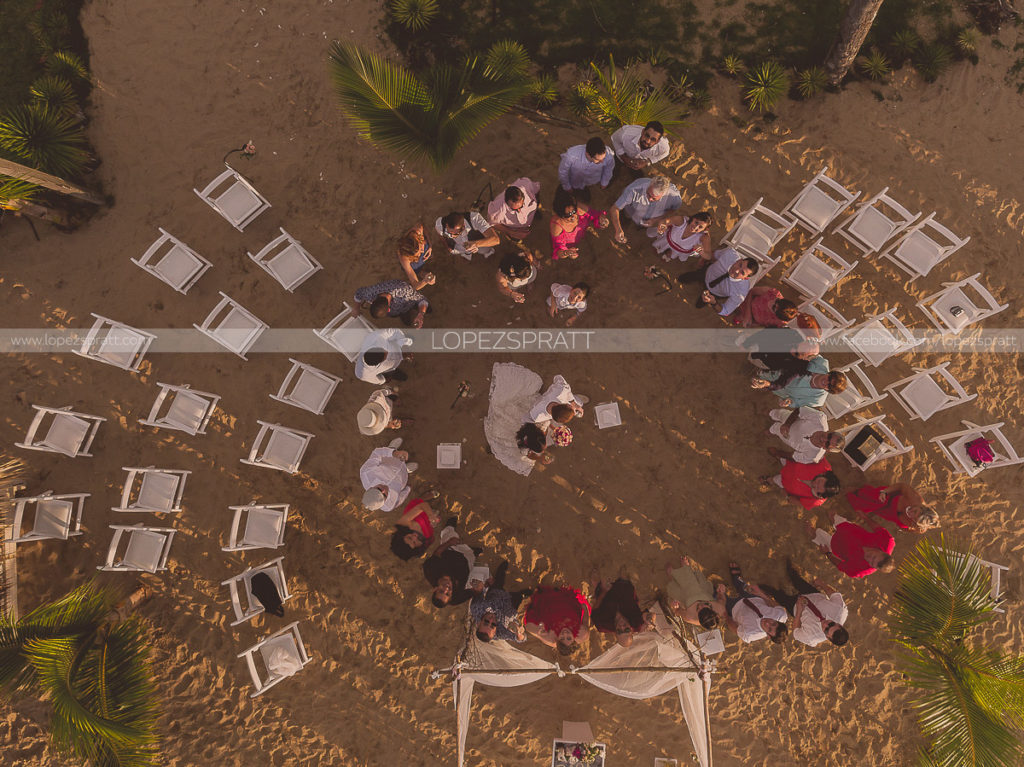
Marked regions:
[454,639,557,767]
[678,673,712,767]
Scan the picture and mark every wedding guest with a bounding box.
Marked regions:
[390,497,441,561]
[396,223,436,290]
[652,211,713,263]
[547,282,590,326]
[664,556,728,630]
[759,560,850,648]
[496,251,539,304]
[357,388,402,435]
[590,574,651,647]
[360,438,417,512]
[611,121,670,171]
[767,409,845,464]
[352,279,429,328]
[436,210,500,260]
[354,328,411,384]
[809,512,896,578]
[846,481,940,533]
[488,178,541,241]
[424,519,481,608]
[524,585,592,656]
[724,562,788,645]
[609,175,681,244]
[761,454,841,509]
[550,188,608,260]
[558,137,614,198]
[677,246,759,318]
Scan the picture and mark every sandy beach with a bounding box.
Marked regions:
[1,1,1023,765]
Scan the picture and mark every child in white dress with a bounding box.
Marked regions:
[546,282,590,326]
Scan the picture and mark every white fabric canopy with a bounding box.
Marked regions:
[454,638,558,767]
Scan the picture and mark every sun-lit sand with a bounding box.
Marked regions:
[1,2,1023,765]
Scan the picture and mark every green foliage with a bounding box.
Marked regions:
[45,50,90,85]
[796,66,827,98]
[890,29,922,62]
[0,582,159,766]
[956,27,979,54]
[0,103,89,177]
[890,538,1024,767]
[389,0,438,31]
[29,75,77,115]
[744,61,789,112]
[722,54,744,76]
[29,9,70,54]
[689,88,712,111]
[0,176,41,206]
[568,81,598,121]
[858,49,892,81]
[571,55,688,131]
[530,73,559,108]
[915,41,954,82]
[328,40,533,171]
[484,39,531,81]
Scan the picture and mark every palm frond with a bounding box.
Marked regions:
[46,51,90,84]
[0,104,89,178]
[483,40,531,82]
[584,56,687,130]
[30,75,79,115]
[890,537,998,647]
[389,0,438,31]
[530,73,560,108]
[744,61,789,112]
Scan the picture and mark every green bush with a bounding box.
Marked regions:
[744,61,789,112]
[530,73,559,108]
[796,66,827,98]
[0,103,89,177]
[858,50,892,81]
[915,42,954,82]
[389,0,438,31]
[29,75,77,115]
[722,54,744,76]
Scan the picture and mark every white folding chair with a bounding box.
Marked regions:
[10,492,88,543]
[781,165,861,235]
[832,187,920,255]
[238,622,311,697]
[783,238,859,300]
[315,302,377,362]
[823,361,887,420]
[193,164,271,231]
[194,292,268,359]
[222,557,292,626]
[74,314,156,372]
[721,197,795,275]
[931,420,1024,477]
[113,467,190,514]
[248,228,323,292]
[16,405,105,457]
[240,421,314,474]
[884,362,976,421]
[938,550,1010,613]
[98,524,176,573]
[880,213,970,280]
[835,414,913,471]
[132,227,212,294]
[843,308,923,367]
[917,273,1008,336]
[270,359,342,415]
[139,383,220,435]
[797,297,854,341]
[222,504,289,552]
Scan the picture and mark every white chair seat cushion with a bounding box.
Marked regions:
[123,530,166,569]
[849,207,896,249]
[34,499,74,537]
[895,231,942,273]
[165,391,210,431]
[289,371,333,409]
[43,415,91,452]
[733,219,776,255]
[263,430,305,468]
[850,323,897,366]
[791,257,837,294]
[136,472,180,511]
[96,327,146,366]
[931,288,978,330]
[267,245,313,284]
[216,307,262,351]
[215,182,262,223]
[898,376,948,420]
[243,508,286,547]
[153,245,203,286]
[793,187,840,229]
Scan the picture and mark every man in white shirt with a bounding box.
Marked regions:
[768,407,845,463]
[558,137,615,198]
[724,562,789,644]
[359,438,417,512]
[487,178,541,240]
[435,210,500,260]
[610,121,670,170]
[355,328,411,384]
[528,374,588,426]
[760,561,849,648]
[610,175,681,243]
[677,246,759,318]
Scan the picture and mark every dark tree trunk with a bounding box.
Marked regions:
[825,0,887,86]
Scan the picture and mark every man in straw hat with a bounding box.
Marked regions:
[358,388,401,436]
[359,438,417,512]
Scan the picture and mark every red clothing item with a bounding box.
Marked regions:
[846,485,910,529]
[780,457,832,510]
[524,587,591,634]
[830,522,895,578]
[551,209,604,259]
[403,498,435,546]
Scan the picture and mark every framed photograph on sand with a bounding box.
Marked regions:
[436,443,462,469]
[593,402,622,429]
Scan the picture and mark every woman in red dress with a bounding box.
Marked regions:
[390,498,442,560]
[524,585,591,655]
[846,482,939,532]
[549,188,608,260]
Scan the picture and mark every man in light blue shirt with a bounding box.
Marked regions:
[610,175,681,243]
[677,246,758,317]
[558,137,614,196]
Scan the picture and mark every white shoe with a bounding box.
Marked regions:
[577,395,591,405]
[388,437,403,450]
[406,462,418,473]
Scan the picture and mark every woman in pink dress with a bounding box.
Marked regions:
[733,286,798,328]
[549,188,608,260]
[846,482,940,532]
[524,585,591,655]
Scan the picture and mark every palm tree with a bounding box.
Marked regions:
[328,40,533,172]
[824,0,886,86]
[577,55,688,131]
[0,104,90,178]
[890,537,1024,766]
[0,582,160,767]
